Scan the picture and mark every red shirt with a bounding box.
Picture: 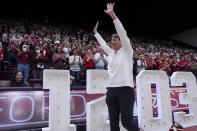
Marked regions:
[8,44,19,54]
[52,53,66,68]
[178,60,188,70]
[32,54,45,69]
[18,51,32,64]
[157,64,163,70]
[159,64,171,76]
[33,39,39,47]
[42,48,51,62]
[170,62,179,72]
[145,58,153,69]
[83,55,94,68]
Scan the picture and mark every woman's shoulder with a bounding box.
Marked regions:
[10,81,29,87]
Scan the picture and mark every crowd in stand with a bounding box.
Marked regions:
[0,18,197,86]
[132,38,197,77]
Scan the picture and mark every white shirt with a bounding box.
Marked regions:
[94,53,107,67]
[69,55,82,71]
[63,47,70,58]
[137,60,147,73]
[94,18,134,88]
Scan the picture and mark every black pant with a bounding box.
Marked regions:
[106,87,138,131]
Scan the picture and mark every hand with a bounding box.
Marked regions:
[61,54,65,59]
[74,56,76,61]
[104,3,117,20]
[43,43,47,48]
[90,54,94,59]
[93,21,99,34]
[104,3,115,15]
[36,54,41,59]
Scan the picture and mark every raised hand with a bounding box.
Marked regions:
[104,3,115,14]
[104,3,117,20]
[93,21,99,34]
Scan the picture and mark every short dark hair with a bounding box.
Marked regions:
[111,34,120,40]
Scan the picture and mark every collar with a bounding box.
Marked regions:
[113,47,123,54]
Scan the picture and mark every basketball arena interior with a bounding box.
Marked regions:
[0,0,197,131]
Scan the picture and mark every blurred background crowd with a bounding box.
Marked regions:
[0,17,197,87]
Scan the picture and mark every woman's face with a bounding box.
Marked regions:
[111,37,121,51]
[16,72,23,82]
[73,50,77,56]
[139,55,144,60]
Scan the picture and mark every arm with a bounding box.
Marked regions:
[79,57,83,65]
[104,3,133,54]
[69,56,75,65]
[93,22,113,55]
[61,54,67,61]
[103,54,108,64]
[36,53,43,60]
[144,61,147,69]
[52,54,58,62]
[8,44,12,52]
[94,53,99,63]
[84,55,88,64]
[137,60,141,67]
[18,51,25,57]
[86,55,90,62]
[45,48,51,55]
[15,44,20,52]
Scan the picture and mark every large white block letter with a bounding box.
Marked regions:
[136,70,172,131]
[86,70,127,131]
[42,70,76,131]
[170,72,197,128]
[87,70,109,94]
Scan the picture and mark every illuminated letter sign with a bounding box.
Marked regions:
[86,70,127,131]
[10,96,35,123]
[42,70,76,131]
[170,72,197,128]
[136,70,173,131]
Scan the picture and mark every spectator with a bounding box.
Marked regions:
[31,46,44,79]
[94,46,107,70]
[170,57,179,73]
[17,44,31,83]
[1,34,9,61]
[7,39,20,65]
[69,49,82,84]
[80,49,86,59]
[0,17,197,81]
[137,54,147,74]
[83,49,94,69]
[178,56,188,71]
[145,54,157,70]
[62,42,70,70]
[10,71,29,87]
[63,42,70,61]
[52,45,67,69]
[42,42,51,68]
[159,59,171,75]
[20,36,35,51]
